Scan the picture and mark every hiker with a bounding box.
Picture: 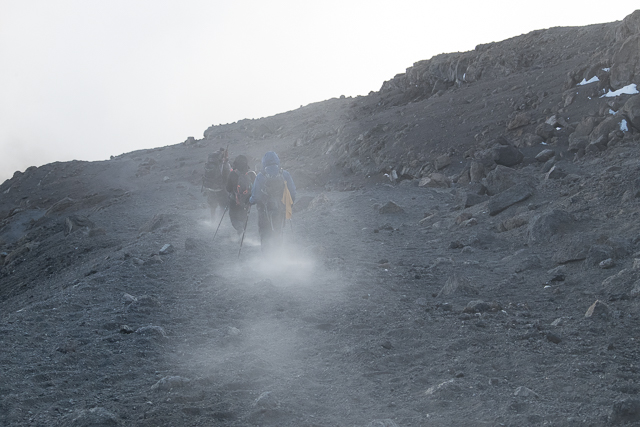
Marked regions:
[249,151,296,251]
[225,155,256,236]
[202,148,231,220]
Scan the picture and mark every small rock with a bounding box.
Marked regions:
[379,201,405,214]
[159,244,174,255]
[535,149,556,163]
[545,165,567,180]
[419,173,451,188]
[535,123,556,140]
[528,209,574,244]
[464,300,501,313]
[462,218,478,227]
[507,113,531,130]
[469,161,485,182]
[599,258,615,269]
[546,332,562,344]
[253,391,280,410]
[434,154,452,170]
[437,274,478,297]
[514,386,539,398]
[62,407,119,427]
[139,213,169,234]
[151,376,190,391]
[542,157,555,173]
[455,212,473,225]
[585,300,610,318]
[120,325,135,334]
[415,298,428,307]
[463,192,489,208]
[144,255,163,265]
[122,293,137,303]
[449,241,464,249]
[132,257,145,266]
[610,398,640,424]
[64,215,97,236]
[499,215,528,232]
[136,325,168,340]
[137,295,161,307]
[585,245,613,267]
[493,145,524,167]
[488,183,533,216]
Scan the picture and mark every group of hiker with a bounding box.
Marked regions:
[201,148,296,252]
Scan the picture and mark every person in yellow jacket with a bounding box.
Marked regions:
[249,151,296,251]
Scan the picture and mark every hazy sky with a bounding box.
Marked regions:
[1,1,638,183]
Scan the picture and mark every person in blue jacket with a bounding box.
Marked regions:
[249,151,296,251]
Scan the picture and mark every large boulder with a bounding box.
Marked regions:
[535,123,556,141]
[621,94,640,130]
[483,165,533,196]
[611,35,640,89]
[492,145,524,167]
[419,173,451,188]
[589,115,626,144]
[507,113,531,130]
[488,183,533,216]
[614,10,640,43]
[569,117,602,144]
[528,209,575,244]
[469,160,485,183]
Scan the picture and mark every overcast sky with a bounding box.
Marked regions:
[1,1,638,183]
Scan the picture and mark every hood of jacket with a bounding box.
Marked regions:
[261,151,280,170]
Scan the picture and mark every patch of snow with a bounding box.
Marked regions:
[578,76,600,86]
[620,119,628,132]
[609,109,616,115]
[601,84,639,98]
[602,68,610,72]
[556,127,561,130]
[541,142,548,145]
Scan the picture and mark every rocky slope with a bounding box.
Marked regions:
[2,10,640,427]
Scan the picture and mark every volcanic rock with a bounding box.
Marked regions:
[488,183,533,216]
[379,201,405,214]
[535,149,555,162]
[437,274,478,298]
[609,398,640,425]
[492,145,524,167]
[528,210,574,244]
[584,300,610,318]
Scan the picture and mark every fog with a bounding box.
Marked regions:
[2,0,638,183]
[187,211,342,406]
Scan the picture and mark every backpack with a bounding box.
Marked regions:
[261,169,285,212]
[203,151,229,190]
[235,171,255,206]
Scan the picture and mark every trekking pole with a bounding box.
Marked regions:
[212,204,228,242]
[238,205,252,258]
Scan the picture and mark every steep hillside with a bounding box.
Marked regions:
[2,10,640,427]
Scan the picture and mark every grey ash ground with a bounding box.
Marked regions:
[3,10,640,427]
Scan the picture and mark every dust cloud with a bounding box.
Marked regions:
[179,212,346,410]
